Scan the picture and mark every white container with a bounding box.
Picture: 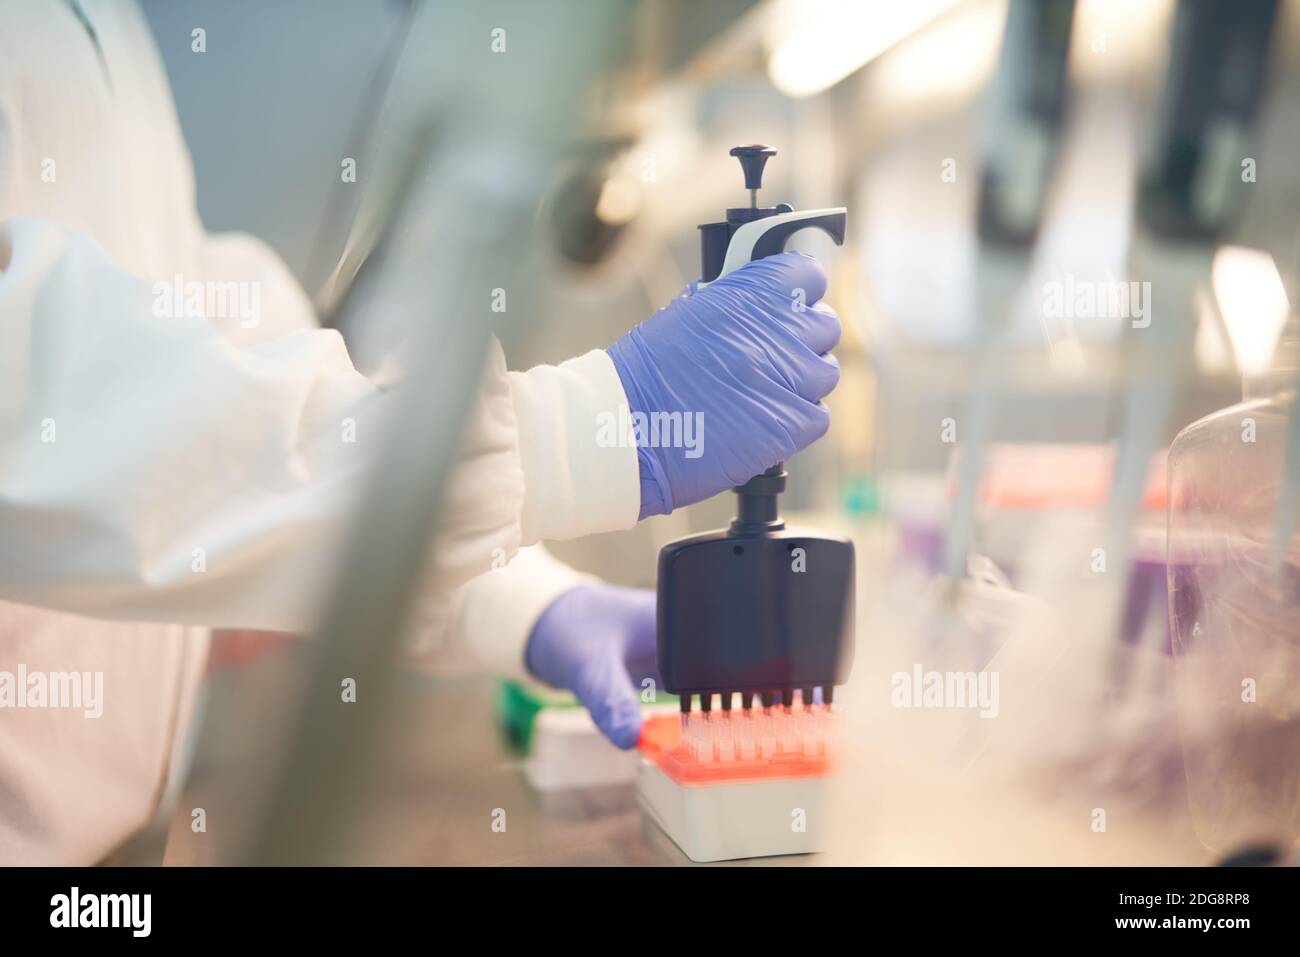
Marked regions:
[636,758,829,862]
[523,707,642,791]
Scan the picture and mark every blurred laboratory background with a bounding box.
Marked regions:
[138,0,1300,866]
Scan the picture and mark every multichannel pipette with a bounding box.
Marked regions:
[659,145,853,722]
[637,145,853,861]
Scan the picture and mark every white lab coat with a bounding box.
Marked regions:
[0,0,639,863]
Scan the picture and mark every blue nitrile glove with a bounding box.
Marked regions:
[524,584,660,749]
[607,251,841,519]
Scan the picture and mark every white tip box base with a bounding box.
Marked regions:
[635,758,829,863]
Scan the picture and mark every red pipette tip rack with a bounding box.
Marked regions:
[637,706,835,786]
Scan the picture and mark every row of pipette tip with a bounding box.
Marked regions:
[678,693,835,763]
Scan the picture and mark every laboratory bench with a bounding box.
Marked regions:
[153,511,1214,868]
[162,652,807,866]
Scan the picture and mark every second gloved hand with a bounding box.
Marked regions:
[607,251,841,518]
[524,584,659,749]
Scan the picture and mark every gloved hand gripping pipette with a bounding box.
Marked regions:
[529,147,853,754]
[647,145,854,734]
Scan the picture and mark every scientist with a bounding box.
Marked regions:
[0,1,840,862]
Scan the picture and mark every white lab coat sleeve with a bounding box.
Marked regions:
[0,217,383,630]
[407,350,641,681]
[507,349,641,545]
[402,343,640,596]
[407,545,596,684]
[0,217,640,631]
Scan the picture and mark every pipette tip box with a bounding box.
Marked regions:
[635,708,834,862]
[497,680,678,791]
